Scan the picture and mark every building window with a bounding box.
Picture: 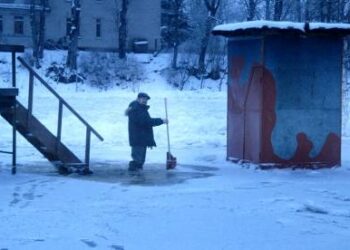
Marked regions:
[0,16,3,33]
[96,19,101,38]
[14,16,24,34]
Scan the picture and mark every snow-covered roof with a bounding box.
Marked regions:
[212,20,350,37]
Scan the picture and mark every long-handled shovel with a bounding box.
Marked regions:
[164,98,177,170]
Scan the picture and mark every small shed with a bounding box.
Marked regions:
[212,21,350,168]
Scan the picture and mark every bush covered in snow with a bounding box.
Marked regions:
[45,62,85,84]
[79,52,145,90]
[162,65,190,90]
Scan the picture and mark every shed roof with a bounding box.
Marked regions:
[212,20,350,37]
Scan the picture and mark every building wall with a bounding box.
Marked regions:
[227,35,342,167]
[262,35,342,165]
[46,0,117,50]
[0,9,31,46]
[0,0,161,51]
[128,0,161,51]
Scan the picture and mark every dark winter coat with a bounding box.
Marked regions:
[127,101,163,147]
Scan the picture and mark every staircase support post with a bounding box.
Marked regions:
[85,128,91,171]
[12,105,16,174]
[11,52,16,88]
[56,101,63,153]
[27,72,34,127]
[11,51,17,174]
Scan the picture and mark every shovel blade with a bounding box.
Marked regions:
[166,152,177,170]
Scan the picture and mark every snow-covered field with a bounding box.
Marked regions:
[1,52,350,250]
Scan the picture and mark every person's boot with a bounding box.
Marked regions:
[128,161,138,171]
[136,163,143,170]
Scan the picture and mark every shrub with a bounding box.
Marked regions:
[79,52,144,90]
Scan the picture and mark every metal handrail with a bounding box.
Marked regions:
[17,56,104,142]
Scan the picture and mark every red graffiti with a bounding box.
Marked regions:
[228,57,341,167]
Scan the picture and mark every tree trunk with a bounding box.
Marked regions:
[119,0,128,59]
[273,0,283,21]
[265,0,271,20]
[198,0,220,74]
[172,43,178,69]
[171,0,180,69]
[326,0,332,22]
[38,0,46,59]
[305,0,310,21]
[31,0,46,67]
[320,0,326,22]
[247,0,256,21]
[66,0,80,70]
[198,17,211,73]
[296,0,302,22]
[30,0,39,67]
[338,0,345,21]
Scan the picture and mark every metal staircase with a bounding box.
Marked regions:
[0,56,104,174]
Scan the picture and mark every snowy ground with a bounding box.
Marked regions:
[1,52,350,250]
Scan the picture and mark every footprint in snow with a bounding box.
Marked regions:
[23,192,35,200]
[110,245,124,250]
[9,192,20,206]
[81,239,97,248]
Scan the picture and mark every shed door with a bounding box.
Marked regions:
[227,38,262,162]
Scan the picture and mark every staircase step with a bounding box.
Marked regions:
[64,163,87,168]
[2,92,88,174]
[51,161,86,168]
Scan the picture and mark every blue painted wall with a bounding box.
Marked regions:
[264,36,342,160]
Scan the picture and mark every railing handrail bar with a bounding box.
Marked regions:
[17,56,104,141]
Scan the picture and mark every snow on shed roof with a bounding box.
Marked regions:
[212,20,350,37]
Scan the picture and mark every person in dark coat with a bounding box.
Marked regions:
[126,92,168,171]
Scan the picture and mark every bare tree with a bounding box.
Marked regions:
[345,0,350,21]
[319,0,327,21]
[295,0,302,21]
[66,0,80,70]
[162,0,189,69]
[246,0,258,20]
[30,0,47,68]
[338,0,346,21]
[198,0,221,73]
[273,0,283,20]
[305,0,311,21]
[265,0,272,19]
[119,0,128,59]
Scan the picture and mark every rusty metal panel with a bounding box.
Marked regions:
[227,38,262,162]
[262,35,342,166]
